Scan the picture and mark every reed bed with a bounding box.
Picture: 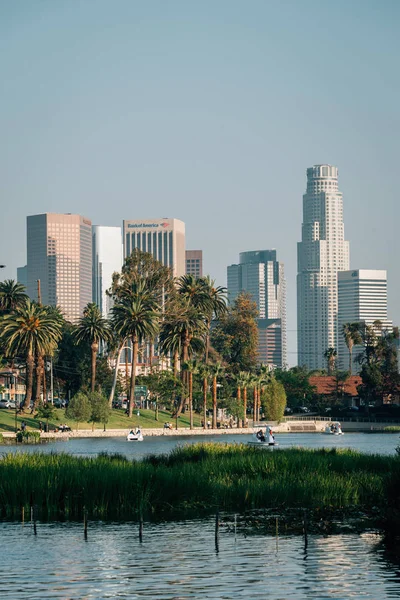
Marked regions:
[0,443,397,521]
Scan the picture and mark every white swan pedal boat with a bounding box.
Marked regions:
[248,425,279,447]
[325,422,344,435]
[127,429,144,442]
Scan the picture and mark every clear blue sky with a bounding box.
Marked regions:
[1,0,399,364]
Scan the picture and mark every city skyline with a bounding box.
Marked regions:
[1,2,399,364]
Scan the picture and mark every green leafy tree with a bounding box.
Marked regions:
[36,401,57,432]
[89,391,111,431]
[146,370,185,418]
[275,367,315,409]
[73,303,112,393]
[261,377,286,421]
[65,390,92,430]
[211,292,259,374]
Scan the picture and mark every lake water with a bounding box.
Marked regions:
[2,433,400,598]
[1,519,400,599]
[1,431,399,458]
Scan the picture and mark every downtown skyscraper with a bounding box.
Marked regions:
[123,218,185,277]
[297,165,350,370]
[27,213,92,323]
[228,250,287,368]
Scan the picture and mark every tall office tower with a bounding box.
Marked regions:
[186,250,203,278]
[297,165,350,369]
[123,218,185,277]
[92,226,123,318]
[227,250,287,368]
[17,265,27,289]
[27,213,92,322]
[338,270,392,372]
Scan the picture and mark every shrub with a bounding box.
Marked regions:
[16,431,41,444]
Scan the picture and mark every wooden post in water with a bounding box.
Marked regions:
[303,509,308,550]
[215,510,219,553]
[139,517,143,542]
[84,509,88,540]
[21,506,24,526]
[32,505,37,536]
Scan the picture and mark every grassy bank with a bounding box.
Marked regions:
[0,444,398,524]
[0,407,202,433]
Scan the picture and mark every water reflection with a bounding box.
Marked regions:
[1,432,399,459]
[1,519,400,599]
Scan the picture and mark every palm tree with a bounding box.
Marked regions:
[342,323,362,375]
[211,362,224,429]
[73,303,113,393]
[33,305,64,408]
[0,300,63,410]
[0,279,28,314]
[177,275,212,313]
[112,282,159,418]
[324,347,337,376]
[200,276,227,364]
[159,296,206,416]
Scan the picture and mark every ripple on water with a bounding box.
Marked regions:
[1,520,400,599]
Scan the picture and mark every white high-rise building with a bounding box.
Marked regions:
[297,165,350,369]
[123,218,185,277]
[228,250,287,368]
[338,270,392,372]
[92,226,123,318]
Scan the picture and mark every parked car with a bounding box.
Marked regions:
[298,406,310,413]
[0,400,16,409]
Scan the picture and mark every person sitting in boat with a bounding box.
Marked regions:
[129,429,134,435]
[256,429,266,442]
[330,424,335,432]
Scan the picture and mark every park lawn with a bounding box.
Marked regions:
[0,407,203,433]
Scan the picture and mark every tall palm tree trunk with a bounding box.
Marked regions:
[253,387,257,425]
[173,350,179,378]
[212,376,217,429]
[348,343,353,375]
[33,353,44,408]
[237,387,241,428]
[91,340,99,393]
[42,359,47,402]
[129,338,138,418]
[243,386,247,429]
[203,376,208,429]
[175,338,190,417]
[22,352,34,411]
[189,372,193,430]
[108,342,125,408]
